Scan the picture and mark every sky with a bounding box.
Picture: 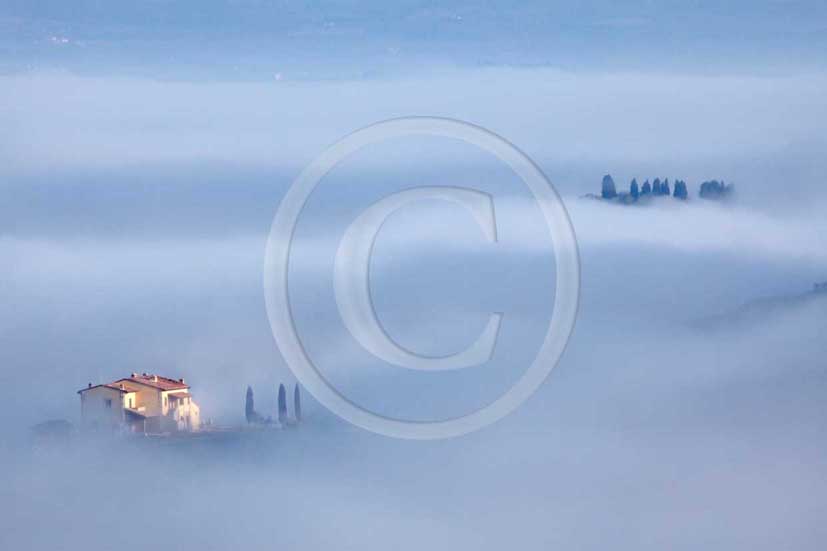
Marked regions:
[2,2,827,550]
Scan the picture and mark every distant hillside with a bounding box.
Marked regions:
[693,284,827,331]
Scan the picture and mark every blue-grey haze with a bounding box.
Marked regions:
[2,3,827,550]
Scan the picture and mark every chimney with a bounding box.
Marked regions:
[152,375,158,382]
[131,372,137,378]
[179,378,185,384]
[88,383,92,388]
[142,372,148,376]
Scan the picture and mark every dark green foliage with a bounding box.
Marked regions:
[601,174,618,199]
[673,180,689,199]
[278,384,287,423]
[245,386,255,423]
[699,180,734,199]
[293,384,302,422]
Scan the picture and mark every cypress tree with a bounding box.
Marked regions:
[641,180,651,194]
[278,384,287,424]
[293,384,302,422]
[630,178,639,200]
[674,180,688,199]
[245,386,255,424]
[601,174,618,199]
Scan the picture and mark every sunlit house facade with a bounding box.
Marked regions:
[78,373,201,433]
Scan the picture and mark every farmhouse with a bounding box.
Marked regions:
[78,373,201,434]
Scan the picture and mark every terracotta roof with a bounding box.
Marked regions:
[115,374,190,391]
[77,383,133,394]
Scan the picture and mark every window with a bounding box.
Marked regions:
[105,399,112,409]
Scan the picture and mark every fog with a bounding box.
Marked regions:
[2,66,827,549]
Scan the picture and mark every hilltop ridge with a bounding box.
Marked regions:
[585,174,734,205]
